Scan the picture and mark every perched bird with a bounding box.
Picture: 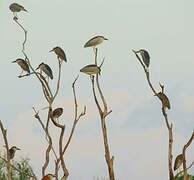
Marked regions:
[156,92,171,109]
[42,174,55,180]
[84,36,108,49]
[80,64,101,75]
[137,49,150,68]
[51,108,63,122]
[174,154,183,171]
[9,146,20,160]
[49,47,67,62]
[36,62,53,80]
[9,3,27,17]
[12,58,30,76]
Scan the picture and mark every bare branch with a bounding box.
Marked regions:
[90,49,115,180]
[0,120,11,180]
[182,132,194,179]
[133,49,174,180]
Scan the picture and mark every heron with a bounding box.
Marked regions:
[174,154,183,175]
[36,62,53,80]
[156,92,171,110]
[136,49,150,69]
[12,59,30,76]
[84,36,108,53]
[80,64,101,76]
[42,174,55,180]
[49,47,67,62]
[9,3,27,18]
[9,146,20,160]
[51,108,63,123]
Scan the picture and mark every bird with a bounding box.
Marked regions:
[49,47,67,62]
[12,58,30,76]
[137,49,150,68]
[9,3,27,18]
[42,174,55,180]
[174,154,183,171]
[80,64,101,75]
[84,36,108,49]
[36,62,53,80]
[9,146,20,160]
[156,92,171,109]
[51,108,63,123]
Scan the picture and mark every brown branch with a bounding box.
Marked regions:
[91,50,115,180]
[0,156,37,179]
[182,132,194,179]
[53,59,62,101]
[133,49,174,180]
[0,120,11,180]
[32,108,58,177]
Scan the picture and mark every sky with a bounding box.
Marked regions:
[0,0,194,179]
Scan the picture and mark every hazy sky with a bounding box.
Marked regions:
[0,0,194,179]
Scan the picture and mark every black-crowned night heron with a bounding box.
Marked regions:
[12,59,30,76]
[174,154,183,173]
[80,64,101,75]
[36,63,53,80]
[84,36,108,49]
[51,108,63,122]
[9,3,27,18]
[137,49,150,68]
[49,47,67,62]
[9,146,20,160]
[156,92,171,110]
[42,174,55,180]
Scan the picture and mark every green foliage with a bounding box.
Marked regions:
[175,175,194,180]
[0,157,34,180]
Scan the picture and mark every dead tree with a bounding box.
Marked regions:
[83,47,115,180]
[10,7,86,180]
[133,50,174,180]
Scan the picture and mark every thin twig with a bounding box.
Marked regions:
[182,132,194,179]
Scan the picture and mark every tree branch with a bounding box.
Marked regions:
[0,120,11,180]
[133,49,174,180]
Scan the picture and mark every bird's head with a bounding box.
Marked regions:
[102,36,108,41]
[49,47,59,53]
[11,146,20,151]
[36,62,44,70]
[12,58,21,63]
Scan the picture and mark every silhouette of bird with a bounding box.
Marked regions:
[12,59,30,76]
[84,36,108,49]
[174,154,183,171]
[42,174,55,180]
[9,146,20,160]
[49,47,67,62]
[156,92,171,109]
[51,108,63,123]
[9,3,27,18]
[36,63,53,80]
[80,64,101,75]
[137,49,150,68]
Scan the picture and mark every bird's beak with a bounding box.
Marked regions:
[23,9,28,12]
[12,60,17,63]
[16,147,20,150]
[35,67,39,70]
[104,38,108,40]
[49,49,54,52]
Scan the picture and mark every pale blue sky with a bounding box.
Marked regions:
[0,0,194,179]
